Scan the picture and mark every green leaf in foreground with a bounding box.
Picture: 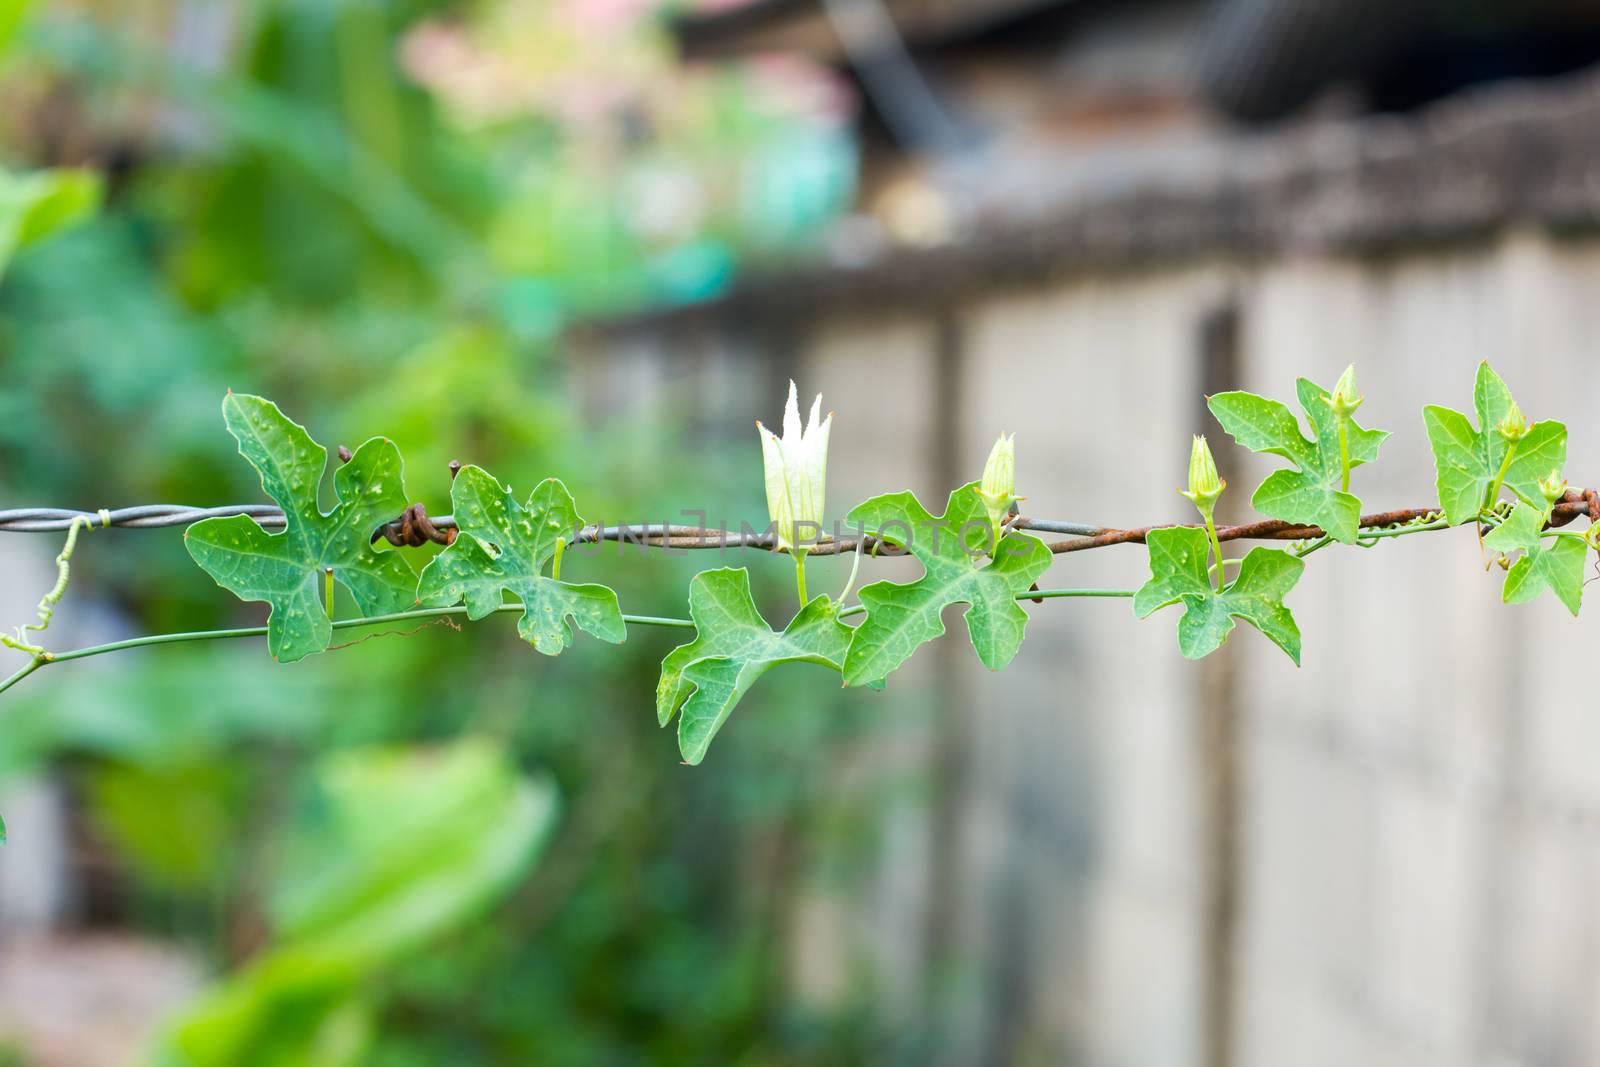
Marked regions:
[1423,361,1567,526]
[658,568,851,765]
[1482,502,1587,616]
[0,165,101,276]
[418,467,624,654]
[185,394,416,663]
[1134,526,1305,663]
[842,483,1052,686]
[1208,376,1388,543]
[154,739,555,1067]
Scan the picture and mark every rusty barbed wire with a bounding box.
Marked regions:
[3,489,1596,554]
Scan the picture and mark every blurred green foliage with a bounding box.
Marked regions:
[0,163,100,274]
[0,1,891,1063]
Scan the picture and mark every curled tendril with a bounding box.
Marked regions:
[1,511,106,659]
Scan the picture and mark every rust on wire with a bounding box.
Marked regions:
[5,489,1599,558]
[374,503,457,548]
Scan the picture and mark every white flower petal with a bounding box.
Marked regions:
[782,379,802,443]
[805,392,824,440]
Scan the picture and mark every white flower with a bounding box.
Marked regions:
[757,380,832,555]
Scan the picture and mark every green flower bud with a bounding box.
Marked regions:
[1539,469,1567,504]
[1498,400,1530,443]
[1180,435,1225,515]
[977,432,1018,533]
[1326,363,1364,417]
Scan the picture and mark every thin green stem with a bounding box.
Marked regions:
[794,552,809,604]
[1202,512,1226,592]
[1296,535,1334,559]
[1337,415,1351,494]
[0,588,1141,698]
[0,605,697,698]
[1484,440,1519,511]
[0,658,44,697]
[323,567,334,619]
[2,514,99,658]
[834,587,1133,621]
[1358,516,1451,543]
[836,537,865,604]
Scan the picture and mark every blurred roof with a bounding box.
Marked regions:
[677,0,1066,62]
[587,64,1600,329]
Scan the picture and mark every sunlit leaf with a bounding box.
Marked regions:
[1482,501,1586,615]
[1423,362,1567,526]
[1208,377,1388,544]
[1134,526,1304,663]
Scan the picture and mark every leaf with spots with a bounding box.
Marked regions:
[1423,362,1567,526]
[841,482,1052,687]
[1207,376,1389,544]
[185,394,417,663]
[1482,501,1587,616]
[418,467,625,654]
[1134,526,1305,663]
[657,568,851,765]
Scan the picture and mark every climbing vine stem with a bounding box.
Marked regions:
[0,589,1136,697]
[0,360,1594,767]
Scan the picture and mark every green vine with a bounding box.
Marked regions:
[1,362,1593,771]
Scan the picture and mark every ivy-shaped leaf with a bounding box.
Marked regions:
[1208,377,1388,544]
[1482,502,1586,616]
[1423,362,1567,526]
[186,394,416,663]
[418,467,625,654]
[1134,527,1305,663]
[842,482,1052,686]
[657,568,851,765]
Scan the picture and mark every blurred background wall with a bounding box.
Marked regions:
[4,0,1600,1065]
[578,1,1600,1064]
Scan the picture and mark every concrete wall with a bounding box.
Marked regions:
[578,227,1600,1065]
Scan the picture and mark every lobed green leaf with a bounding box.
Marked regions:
[185,394,417,663]
[1482,501,1586,616]
[1208,377,1388,544]
[417,467,625,654]
[1134,526,1304,663]
[1423,362,1567,526]
[657,568,851,764]
[841,482,1052,687]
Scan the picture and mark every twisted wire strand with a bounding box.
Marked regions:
[2,493,1596,553]
[0,507,1104,549]
[0,505,287,531]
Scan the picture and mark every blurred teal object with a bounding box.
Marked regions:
[740,126,857,247]
[645,239,736,305]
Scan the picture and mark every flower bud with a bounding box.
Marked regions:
[1180,435,1225,515]
[1326,363,1364,417]
[1498,400,1530,443]
[1539,469,1567,504]
[977,432,1017,531]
